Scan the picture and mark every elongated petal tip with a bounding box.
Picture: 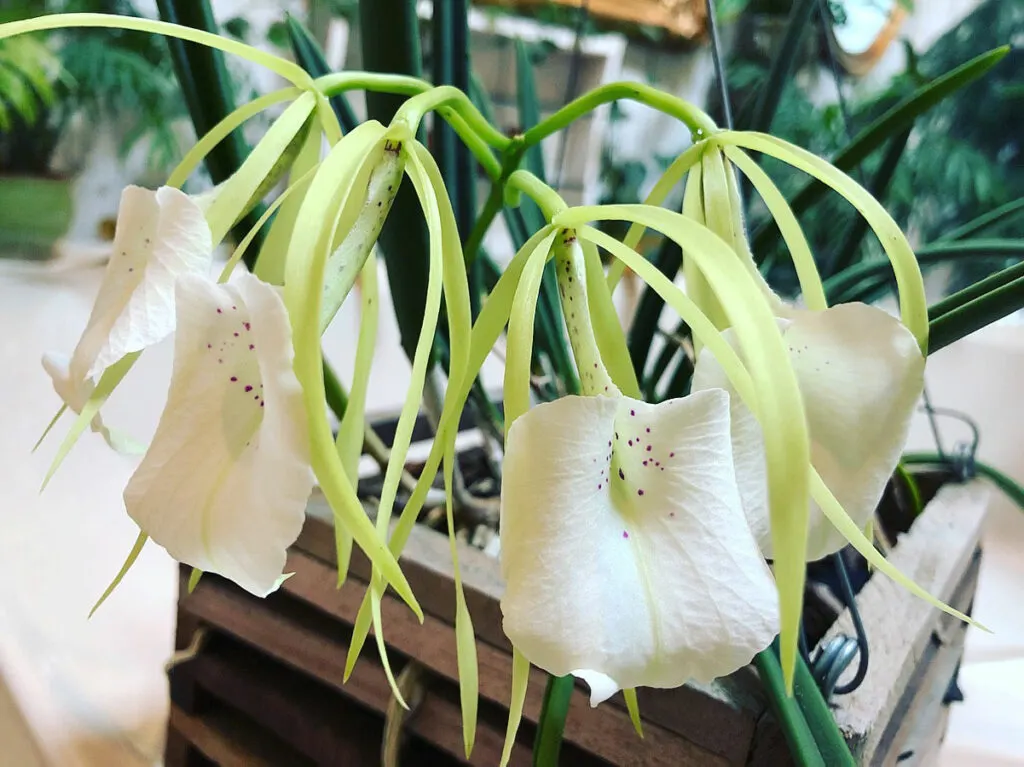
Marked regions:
[500,392,778,698]
[124,272,313,597]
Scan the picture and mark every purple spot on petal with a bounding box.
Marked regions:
[622,531,629,539]
[646,427,651,433]
[206,344,212,349]
[646,445,652,453]
[669,511,675,517]
[638,489,645,496]
[217,308,222,314]
[234,332,240,337]
[230,376,237,382]
[243,322,251,331]
[643,460,648,466]
[598,483,602,490]
[669,452,675,458]
[628,440,633,446]
[249,344,255,350]
[618,468,625,480]
[630,409,636,416]
[245,385,253,392]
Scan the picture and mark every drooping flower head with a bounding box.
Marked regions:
[500,226,779,705]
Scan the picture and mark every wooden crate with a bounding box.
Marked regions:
[165,482,987,766]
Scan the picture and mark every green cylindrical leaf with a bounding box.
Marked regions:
[532,674,574,767]
[285,13,359,132]
[155,0,266,265]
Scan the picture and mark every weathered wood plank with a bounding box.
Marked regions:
[168,705,311,766]
[298,498,759,764]
[822,482,989,762]
[178,572,531,766]
[472,0,706,39]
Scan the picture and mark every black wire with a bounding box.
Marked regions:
[830,553,870,694]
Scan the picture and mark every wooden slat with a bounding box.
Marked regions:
[472,0,706,39]
[297,498,760,764]
[868,550,980,765]
[178,573,530,767]
[822,482,989,762]
[280,548,730,766]
[168,705,312,767]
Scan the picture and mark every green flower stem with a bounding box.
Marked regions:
[522,81,717,148]
[928,273,1024,355]
[754,649,825,767]
[902,453,1024,510]
[319,73,504,178]
[464,146,528,266]
[532,674,574,767]
[507,170,567,221]
[792,653,856,767]
[394,84,512,151]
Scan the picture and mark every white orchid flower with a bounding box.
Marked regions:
[40,93,317,450]
[686,143,926,561]
[43,185,212,447]
[123,272,313,596]
[500,228,779,706]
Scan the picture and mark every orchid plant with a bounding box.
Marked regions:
[5,10,1016,766]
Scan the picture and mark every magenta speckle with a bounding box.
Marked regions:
[630,409,636,416]
[669,511,675,517]
[646,427,651,433]
[646,445,652,453]
[230,376,237,382]
[260,401,264,408]
[218,358,223,364]
[249,344,255,350]
[628,440,633,446]
[206,344,212,349]
[254,394,259,400]
[669,452,675,458]
[643,460,648,466]
[243,322,251,330]
[232,305,237,311]
[597,483,602,490]
[622,531,629,539]
[244,385,253,392]
[618,468,625,480]
[216,308,222,314]
[233,332,240,337]
[638,489,645,496]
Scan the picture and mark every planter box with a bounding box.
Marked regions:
[163,478,987,766]
[0,176,73,260]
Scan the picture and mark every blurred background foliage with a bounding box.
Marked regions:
[0,0,183,175]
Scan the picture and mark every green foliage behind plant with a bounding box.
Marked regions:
[0,0,184,175]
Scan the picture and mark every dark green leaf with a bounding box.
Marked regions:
[751,46,1011,262]
[285,13,359,132]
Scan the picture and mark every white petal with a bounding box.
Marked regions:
[41,352,142,453]
[692,303,925,560]
[123,273,313,596]
[573,669,620,707]
[500,392,779,697]
[70,186,212,383]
